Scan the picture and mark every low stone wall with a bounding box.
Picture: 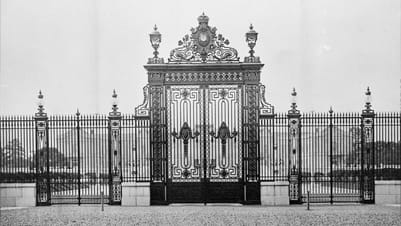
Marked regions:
[260,181,289,205]
[0,183,36,207]
[375,180,401,205]
[121,182,150,206]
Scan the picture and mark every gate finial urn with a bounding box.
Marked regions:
[148,25,164,64]
[245,24,260,63]
[246,24,257,56]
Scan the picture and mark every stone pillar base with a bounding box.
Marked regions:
[260,181,289,205]
[375,180,401,205]
[121,182,150,206]
[0,183,36,207]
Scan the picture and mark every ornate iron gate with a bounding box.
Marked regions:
[166,85,242,203]
[147,84,267,204]
[145,14,271,204]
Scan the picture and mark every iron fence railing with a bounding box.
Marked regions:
[1,112,399,183]
[259,112,400,182]
[259,113,289,182]
[0,114,151,204]
[375,112,401,180]
[121,115,150,182]
[0,116,36,182]
[0,112,399,203]
[259,111,400,203]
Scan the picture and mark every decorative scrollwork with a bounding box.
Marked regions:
[259,84,274,117]
[171,122,200,178]
[171,122,200,144]
[164,72,244,83]
[218,89,228,99]
[244,85,259,182]
[209,121,237,143]
[112,178,121,202]
[169,13,239,63]
[172,122,200,158]
[288,111,301,203]
[361,114,374,202]
[209,121,237,159]
[150,86,164,182]
[135,85,150,117]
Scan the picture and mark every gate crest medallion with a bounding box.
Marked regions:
[169,13,239,62]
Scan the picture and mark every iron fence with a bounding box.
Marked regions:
[46,114,110,204]
[0,111,400,204]
[375,112,401,180]
[121,115,150,182]
[259,113,289,182]
[259,111,400,203]
[0,116,36,182]
[299,112,363,203]
[0,114,151,205]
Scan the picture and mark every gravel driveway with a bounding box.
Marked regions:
[1,204,400,226]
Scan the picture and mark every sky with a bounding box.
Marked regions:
[0,0,400,115]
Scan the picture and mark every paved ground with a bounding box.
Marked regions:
[0,204,400,226]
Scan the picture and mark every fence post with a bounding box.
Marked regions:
[108,90,122,205]
[361,87,375,203]
[101,191,104,211]
[329,107,334,204]
[307,190,310,210]
[288,88,302,204]
[34,90,50,206]
[76,109,81,206]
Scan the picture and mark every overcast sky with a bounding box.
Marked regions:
[0,0,400,115]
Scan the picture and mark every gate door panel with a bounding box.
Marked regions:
[206,85,242,202]
[167,86,204,202]
[167,85,243,203]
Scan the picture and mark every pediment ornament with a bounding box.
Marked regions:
[169,13,239,63]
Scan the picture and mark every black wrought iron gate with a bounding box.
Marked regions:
[145,14,268,204]
[166,85,242,203]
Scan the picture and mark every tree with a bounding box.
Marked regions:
[346,130,401,166]
[32,147,72,169]
[0,138,31,168]
[374,141,401,166]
